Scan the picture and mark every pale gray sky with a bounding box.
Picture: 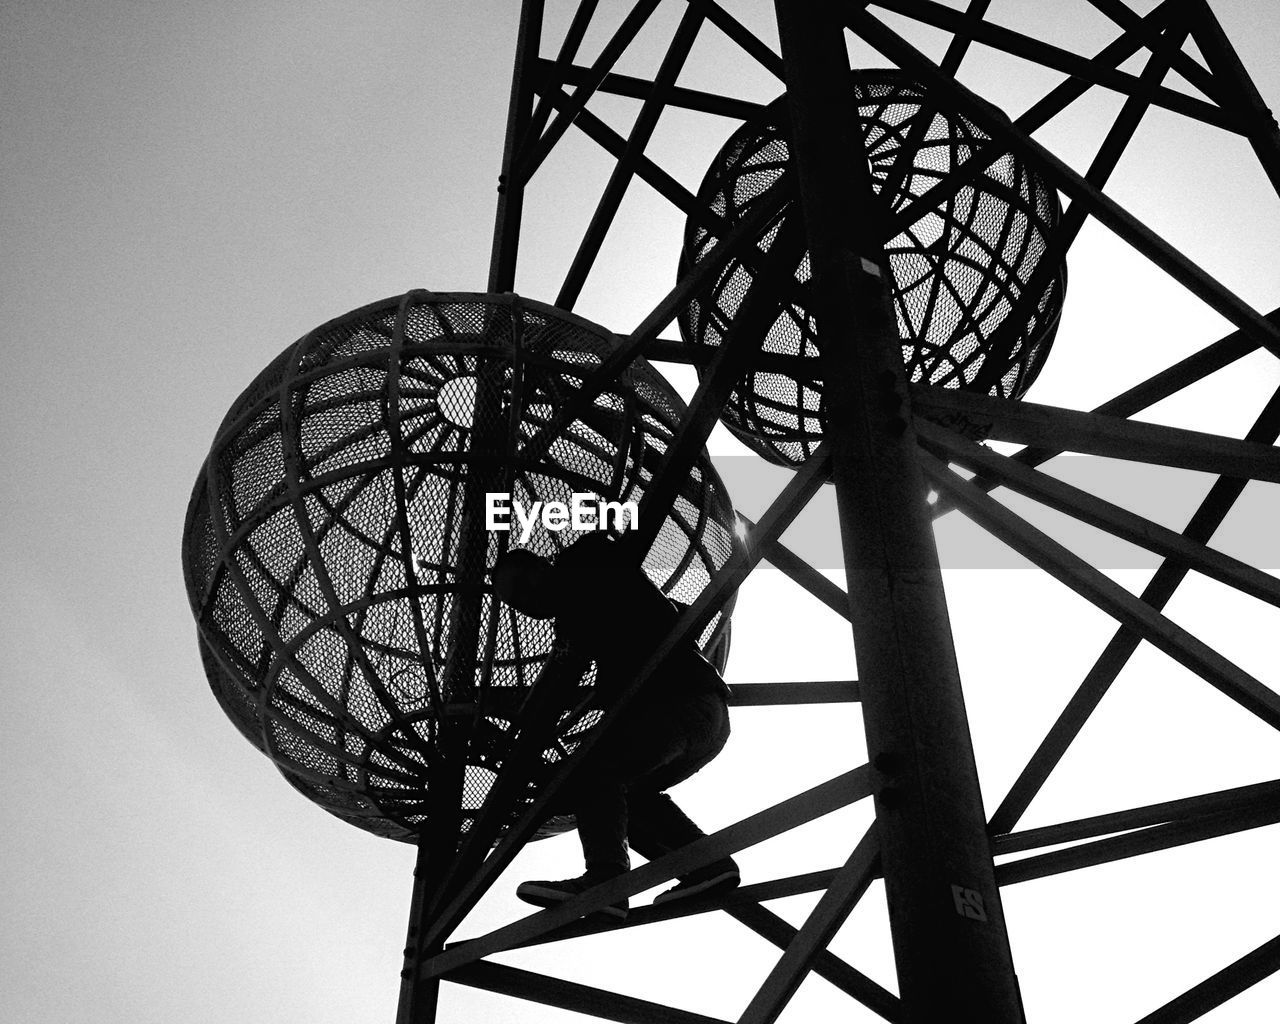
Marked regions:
[4,2,1280,1021]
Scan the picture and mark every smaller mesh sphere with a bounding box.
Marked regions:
[679,72,1067,466]
[182,291,738,844]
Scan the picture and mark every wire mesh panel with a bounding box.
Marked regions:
[679,71,1067,465]
[182,291,738,844]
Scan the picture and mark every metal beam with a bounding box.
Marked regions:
[738,828,881,1024]
[421,763,876,976]
[1133,932,1280,1024]
[1083,0,1224,103]
[846,4,1280,363]
[939,0,991,77]
[996,792,1280,886]
[536,58,766,122]
[444,959,733,1024]
[988,383,1280,834]
[995,778,1280,854]
[922,451,1280,731]
[488,0,546,292]
[775,3,1024,1019]
[912,385,1280,483]
[418,446,833,950]
[1188,0,1280,199]
[868,0,1237,131]
[487,869,842,949]
[729,901,903,1022]
[916,419,1280,610]
[751,526,853,622]
[514,0,663,184]
[556,6,704,309]
[728,680,861,706]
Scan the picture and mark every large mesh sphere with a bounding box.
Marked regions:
[182,291,738,844]
[679,71,1067,466]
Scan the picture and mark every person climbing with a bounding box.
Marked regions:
[491,529,740,920]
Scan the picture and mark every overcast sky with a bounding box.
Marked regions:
[4,2,1280,1022]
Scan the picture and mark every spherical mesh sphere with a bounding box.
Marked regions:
[679,71,1067,466]
[182,291,739,844]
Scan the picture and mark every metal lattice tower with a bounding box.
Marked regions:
[185,1,1280,1021]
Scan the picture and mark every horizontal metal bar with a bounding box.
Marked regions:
[995,778,1280,854]
[445,959,732,1024]
[536,57,766,121]
[997,793,1280,885]
[641,337,823,378]
[728,680,860,706]
[912,386,1280,483]
[474,869,841,950]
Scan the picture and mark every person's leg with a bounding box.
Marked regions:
[516,753,631,918]
[516,695,679,917]
[625,692,739,902]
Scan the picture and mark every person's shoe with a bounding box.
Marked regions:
[653,858,740,906]
[516,869,629,920]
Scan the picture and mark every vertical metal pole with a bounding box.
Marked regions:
[398,9,546,1018]
[772,4,1025,1021]
[489,0,546,292]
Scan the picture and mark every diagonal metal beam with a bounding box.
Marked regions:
[693,0,785,80]
[728,901,902,1022]
[930,309,1277,520]
[1188,0,1280,199]
[418,446,833,950]
[916,418,1280,610]
[996,791,1280,885]
[912,385,1280,483]
[1133,931,1280,1024]
[921,451,1280,730]
[939,0,991,77]
[421,763,877,976]
[880,0,1179,245]
[1083,0,1224,103]
[867,0,1238,131]
[988,383,1280,834]
[966,15,1186,395]
[556,5,704,309]
[444,959,733,1024]
[520,182,792,467]
[514,0,663,184]
[995,778,1280,854]
[537,59,766,122]
[846,4,1280,363]
[750,525,853,622]
[485,869,843,949]
[737,828,882,1024]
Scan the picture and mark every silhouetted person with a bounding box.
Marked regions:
[492,531,739,919]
